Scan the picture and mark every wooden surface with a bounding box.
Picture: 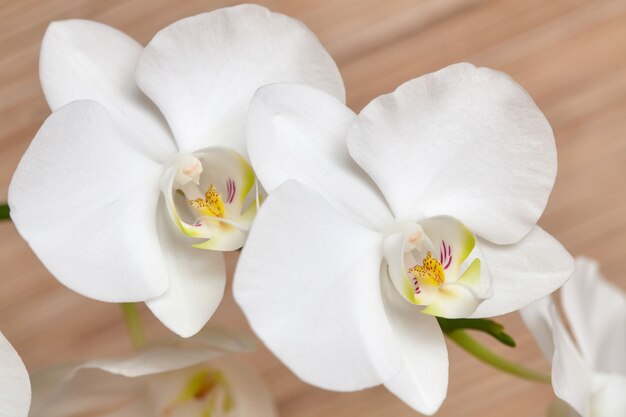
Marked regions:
[1,0,625,416]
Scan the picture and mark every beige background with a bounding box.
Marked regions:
[1,0,625,416]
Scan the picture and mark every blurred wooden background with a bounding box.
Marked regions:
[1,0,625,416]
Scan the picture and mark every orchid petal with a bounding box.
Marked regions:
[347,63,556,244]
[40,19,175,160]
[380,277,448,415]
[248,83,392,230]
[213,359,278,417]
[145,202,227,338]
[561,258,626,374]
[470,226,573,318]
[98,399,151,417]
[136,4,344,155]
[0,332,30,417]
[551,305,592,417]
[9,100,168,302]
[520,296,555,361]
[30,362,145,417]
[146,359,277,417]
[590,373,626,417]
[234,181,401,390]
[30,328,254,417]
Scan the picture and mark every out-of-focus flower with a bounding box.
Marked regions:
[522,258,626,417]
[8,4,344,337]
[234,63,574,414]
[29,328,277,417]
[0,331,30,417]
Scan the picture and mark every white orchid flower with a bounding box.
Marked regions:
[233,63,574,414]
[522,258,626,417]
[0,332,30,417]
[29,327,277,417]
[8,4,344,337]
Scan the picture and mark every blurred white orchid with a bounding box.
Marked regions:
[8,4,344,337]
[234,63,574,414]
[29,328,277,417]
[522,258,626,417]
[0,331,30,417]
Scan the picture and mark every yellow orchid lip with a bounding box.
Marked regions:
[383,215,490,319]
[162,147,261,252]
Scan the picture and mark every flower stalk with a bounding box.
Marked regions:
[0,203,10,221]
[446,329,551,383]
[120,303,147,349]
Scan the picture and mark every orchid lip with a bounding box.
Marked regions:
[161,147,260,252]
[382,216,490,318]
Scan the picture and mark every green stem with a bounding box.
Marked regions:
[0,204,10,221]
[120,303,147,349]
[447,329,551,384]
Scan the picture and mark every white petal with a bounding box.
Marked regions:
[548,399,581,417]
[520,296,555,361]
[99,400,151,417]
[0,332,30,417]
[30,330,245,417]
[9,101,169,302]
[347,63,556,244]
[380,277,448,415]
[590,373,626,417]
[135,4,344,154]
[561,258,626,374]
[234,180,401,391]
[40,19,175,160]
[551,305,592,417]
[470,226,573,317]
[211,358,278,417]
[30,362,144,417]
[146,201,227,338]
[248,83,392,231]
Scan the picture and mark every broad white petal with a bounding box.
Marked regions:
[30,329,248,417]
[9,101,169,302]
[551,305,592,417]
[381,277,448,415]
[520,296,555,361]
[248,83,392,230]
[590,373,626,417]
[135,4,344,155]
[548,399,581,417]
[470,226,573,318]
[144,358,276,417]
[218,358,278,417]
[234,181,401,390]
[347,63,556,244]
[99,399,151,417]
[0,332,30,417]
[561,258,626,374]
[40,19,175,160]
[146,202,227,338]
[30,362,144,417]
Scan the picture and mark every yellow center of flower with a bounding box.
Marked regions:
[408,251,446,287]
[189,184,226,218]
[163,368,235,417]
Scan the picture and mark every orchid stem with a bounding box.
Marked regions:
[0,204,10,221]
[447,329,551,384]
[120,303,147,349]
